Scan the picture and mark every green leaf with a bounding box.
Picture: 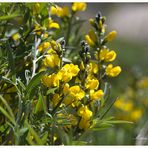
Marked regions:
[41,132,48,145]
[25,71,46,100]
[25,120,43,145]
[0,106,16,125]
[19,127,29,136]
[46,87,58,95]
[104,120,133,124]
[34,93,46,114]
[72,140,88,145]
[0,14,20,21]
[0,95,15,122]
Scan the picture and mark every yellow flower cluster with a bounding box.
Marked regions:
[104,30,117,42]
[42,74,59,88]
[99,48,116,62]
[42,63,80,88]
[48,18,60,29]
[105,64,121,77]
[43,54,60,68]
[85,30,97,47]
[37,4,122,133]
[50,3,87,19]
[50,5,69,17]
[78,105,93,129]
[58,64,80,82]
[72,2,87,12]
[63,84,85,105]
[114,97,143,122]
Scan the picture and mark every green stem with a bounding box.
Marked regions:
[66,13,74,46]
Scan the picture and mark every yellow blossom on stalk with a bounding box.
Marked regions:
[63,83,70,95]
[43,54,60,68]
[88,30,97,43]
[12,33,20,41]
[89,18,95,27]
[43,33,48,38]
[64,85,85,105]
[89,62,99,74]
[72,2,87,12]
[79,118,91,130]
[105,64,121,77]
[78,105,92,120]
[85,76,99,90]
[99,48,116,62]
[52,93,60,107]
[104,30,117,42]
[69,86,85,101]
[34,24,42,35]
[58,64,80,82]
[61,6,69,17]
[38,41,51,52]
[48,18,60,29]
[90,89,104,101]
[50,5,69,17]
[42,74,60,88]
[85,35,95,46]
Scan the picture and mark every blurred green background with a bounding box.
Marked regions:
[59,3,148,145]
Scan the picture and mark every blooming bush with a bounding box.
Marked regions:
[0,3,129,145]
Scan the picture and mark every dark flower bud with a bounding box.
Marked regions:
[81,40,86,47]
[95,11,102,22]
[84,46,90,53]
[60,40,66,46]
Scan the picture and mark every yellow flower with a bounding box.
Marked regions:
[64,86,85,105]
[42,74,60,88]
[63,83,70,95]
[88,62,99,74]
[85,35,95,46]
[12,33,20,41]
[50,5,69,17]
[114,98,133,112]
[72,2,87,12]
[90,89,104,101]
[105,64,121,77]
[130,108,143,122]
[52,93,60,107]
[43,33,48,38]
[88,30,97,43]
[104,30,117,42]
[38,41,51,52]
[43,54,60,68]
[58,64,80,82]
[48,18,60,29]
[85,76,99,90]
[70,86,85,101]
[89,18,95,27]
[100,48,116,62]
[62,6,69,17]
[79,118,91,130]
[78,105,92,120]
[34,24,42,35]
